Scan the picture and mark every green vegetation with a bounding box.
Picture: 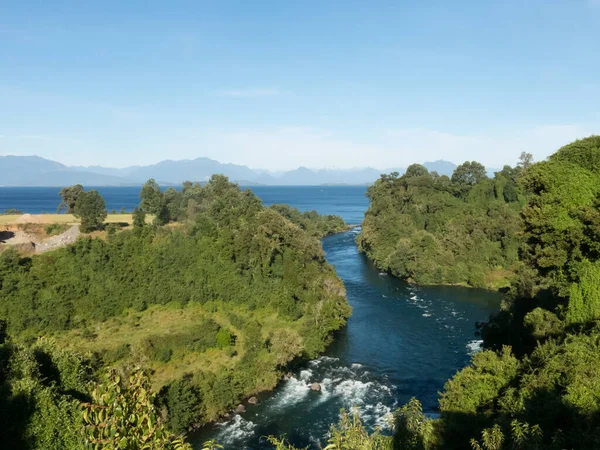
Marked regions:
[73,189,107,232]
[58,184,84,214]
[81,369,191,449]
[0,175,350,447]
[328,137,600,449]
[357,160,527,289]
[408,136,600,449]
[6,137,600,449]
[270,204,347,237]
[44,223,69,236]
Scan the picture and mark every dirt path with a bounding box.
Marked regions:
[0,225,80,254]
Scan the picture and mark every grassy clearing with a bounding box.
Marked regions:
[50,301,297,391]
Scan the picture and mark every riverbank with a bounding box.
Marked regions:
[191,229,502,449]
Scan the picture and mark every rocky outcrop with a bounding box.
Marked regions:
[235,404,246,413]
[35,225,80,253]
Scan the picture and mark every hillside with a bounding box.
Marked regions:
[0,176,351,447]
[357,161,525,289]
[1,154,463,186]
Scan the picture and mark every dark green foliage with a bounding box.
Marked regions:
[0,175,350,435]
[519,136,600,296]
[105,223,119,236]
[3,209,23,215]
[160,375,204,434]
[358,161,524,289]
[270,203,347,236]
[405,164,430,178]
[132,207,146,228]
[0,337,95,450]
[73,190,107,232]
[429,137,600,449]
[58,184,84,214]
[451,161,488,189]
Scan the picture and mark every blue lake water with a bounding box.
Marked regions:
[0,185,500,449]
[0,185,369,224]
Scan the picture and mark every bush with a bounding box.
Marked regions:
[45,223,69,236]
[160,375,204,434]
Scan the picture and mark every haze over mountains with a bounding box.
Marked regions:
[0,155,482,187]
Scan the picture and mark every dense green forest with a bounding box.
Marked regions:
[0,175,351,448]
[3,136,600,449]
[310,135,600,450]
[357,159,528,289]
[271,136,600,449]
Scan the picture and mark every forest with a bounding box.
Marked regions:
[2,136,600,449]
[0,175,351,449]
[336,135,600,449]
[357,159,529,290]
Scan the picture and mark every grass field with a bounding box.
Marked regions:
[0,213,152,226]
[51,301,295,391]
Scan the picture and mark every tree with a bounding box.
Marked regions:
[405,164,430,178]
[393,398,433,450]
[140,179,163,214]
[58,184,84,213]
[140,179,171,225]
[132,207,146,228]
[74,190,107,232]
[517,151,534,170]
[451,161,488,187]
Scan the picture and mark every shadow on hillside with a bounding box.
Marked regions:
[0,231,15,243]
[436,385,600,449]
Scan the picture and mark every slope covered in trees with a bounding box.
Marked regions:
[357,160,527,289]
[258,140,600,449]
[0,175,351,447]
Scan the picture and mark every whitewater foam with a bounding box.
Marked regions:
[270,376,311,410]
[214,415,256,445]
[466,339,484,355]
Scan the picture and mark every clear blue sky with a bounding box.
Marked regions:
[1,0,599,170]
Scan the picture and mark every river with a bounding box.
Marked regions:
[190,190,501,449]
[0,185,501,448]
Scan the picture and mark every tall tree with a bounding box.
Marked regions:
[405,164,430,178]
[132,207,146,228]
[517,151,534,170]
[451,161,488,187]
[58,184,84,213]
[74,190,107,232]
[139,179,163,214]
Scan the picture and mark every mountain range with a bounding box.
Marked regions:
[0,155,476,187]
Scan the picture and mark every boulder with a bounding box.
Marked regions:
[248,396,258,405]
[235,404,246,413]
[310,383,321,392]
[283,372,292,381]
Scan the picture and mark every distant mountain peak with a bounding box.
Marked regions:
[0,155,480,187]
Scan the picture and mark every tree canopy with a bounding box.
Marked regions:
[357,161,525,289]
[73,189,107,232]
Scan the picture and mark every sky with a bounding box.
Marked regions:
[1,0,599,171]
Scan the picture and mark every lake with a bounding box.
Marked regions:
[0,185,369,224]
[0,185,500,449]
